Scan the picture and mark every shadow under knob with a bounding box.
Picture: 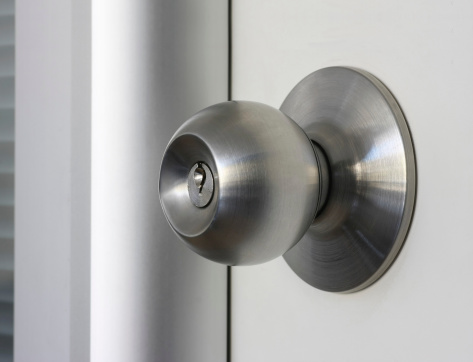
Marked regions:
[159,101,322,265]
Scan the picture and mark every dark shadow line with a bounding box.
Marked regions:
[226,1,232,361]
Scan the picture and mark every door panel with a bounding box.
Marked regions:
[232,1,473,361]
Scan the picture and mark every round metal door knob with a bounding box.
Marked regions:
[159,101,327,265]
[159,67,416,292]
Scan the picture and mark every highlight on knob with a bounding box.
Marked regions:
[159,101,321,266]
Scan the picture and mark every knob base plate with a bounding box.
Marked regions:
[281,67,416,293]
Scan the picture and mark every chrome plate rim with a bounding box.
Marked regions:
[281,67,416,293]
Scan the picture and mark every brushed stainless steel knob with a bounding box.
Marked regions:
[159,101,328,265]
[159,67,416,292]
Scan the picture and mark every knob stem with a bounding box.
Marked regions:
[311,141,330,219]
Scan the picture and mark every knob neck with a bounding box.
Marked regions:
[310,141,330,220]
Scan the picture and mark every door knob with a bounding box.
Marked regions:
[159,67,416,292]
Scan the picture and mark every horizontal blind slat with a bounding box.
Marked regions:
[0,143,12,173]
[0,303,12,335]
[0,77,13,108]
[0,269,12,303]
[0,0,14,16]
[0,206,13,239]
[0,174,12,206]
[0,15,13,46]
[0,46,13,77]
[0,238,12,271]
[0,334,13,362]
[0,109,13,143]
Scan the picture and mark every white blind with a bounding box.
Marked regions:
[0,0,14,360]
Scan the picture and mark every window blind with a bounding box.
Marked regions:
[0,0,14,360]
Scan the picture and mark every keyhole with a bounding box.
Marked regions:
[187,162,214,208]
[194,164,206,194]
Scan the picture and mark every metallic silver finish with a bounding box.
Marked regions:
[281,67,416,292]
[159,67,415,293]
[311,141,330,217]
[187,162,214,208]
[159,101,321,265]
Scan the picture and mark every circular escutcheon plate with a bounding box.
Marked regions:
[281,67,416,293]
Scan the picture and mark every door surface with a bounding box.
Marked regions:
[231,1,473,361]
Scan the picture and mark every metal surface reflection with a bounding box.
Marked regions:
[160,101,323,265]
[159,67,416,292]
[282,67,416,292]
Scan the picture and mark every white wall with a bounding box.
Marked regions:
[17,1,229,361]
[232,0,473,361]
[16,0,91,360]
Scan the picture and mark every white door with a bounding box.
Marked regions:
[231,1,473,361]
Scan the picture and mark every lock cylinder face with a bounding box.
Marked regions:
[187,162,214,208]
[159,101,321,266]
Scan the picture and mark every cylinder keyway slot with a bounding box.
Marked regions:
[194,166,206,193]
[187,162,214,208]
